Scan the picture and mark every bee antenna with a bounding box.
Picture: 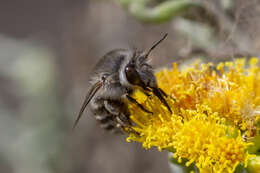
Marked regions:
[145,33,168,59]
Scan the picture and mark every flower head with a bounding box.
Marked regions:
[126,58,259,172]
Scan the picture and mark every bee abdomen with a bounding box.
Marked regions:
[93,110,116,130]
[95,113,112,123]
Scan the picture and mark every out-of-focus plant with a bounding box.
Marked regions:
[114,0,257,59]
[0,36,66,173]
[114,0,199,23]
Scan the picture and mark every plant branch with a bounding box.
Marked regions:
[114,0,200,23]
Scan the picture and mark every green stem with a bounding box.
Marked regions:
[115,0,201,23]
[247,156,260,173]
[169,154,196,173]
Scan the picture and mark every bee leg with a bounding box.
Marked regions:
[126,95,153,114]
[151,87,172,114]
[158,88,168,97]
[143,91,151,97]
[115,116,139,135]
[158,88,176,101]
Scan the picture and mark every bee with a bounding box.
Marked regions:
[73,34,172,133]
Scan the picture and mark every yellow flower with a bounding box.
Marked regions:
[156,58,260,129]
[126,58,259,172]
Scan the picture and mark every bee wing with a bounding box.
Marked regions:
[73,81,103,129]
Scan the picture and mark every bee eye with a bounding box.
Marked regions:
[125,66,140,85]
[101,73,109,82]
[125,66,134,75]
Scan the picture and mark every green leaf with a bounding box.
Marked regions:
[247,156,260,173]
[115,0,201,23]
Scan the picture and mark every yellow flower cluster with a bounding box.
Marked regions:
[157,58,260,131]
[172,106,250,172]
[126,58,260,172]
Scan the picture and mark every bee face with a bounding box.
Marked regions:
[125,54,146,84]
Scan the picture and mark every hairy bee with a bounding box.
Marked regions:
[73,34,171,133]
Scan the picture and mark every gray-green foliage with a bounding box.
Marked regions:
[115,0,200,23]
[0,36,65,173]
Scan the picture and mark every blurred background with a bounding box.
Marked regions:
[0,0,260,173]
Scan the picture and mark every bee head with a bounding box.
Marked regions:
[123,34,168,89]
